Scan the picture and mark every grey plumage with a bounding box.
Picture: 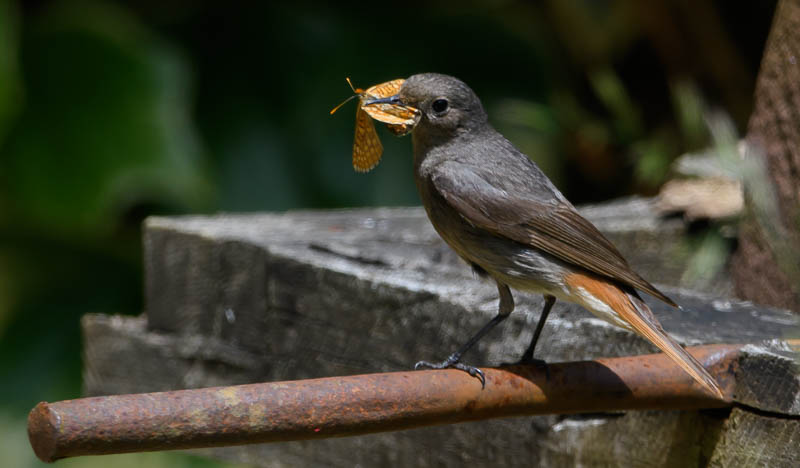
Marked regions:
[380,73,721,397]
[405,73,668,305]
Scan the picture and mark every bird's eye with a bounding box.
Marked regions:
[432,98,449,114]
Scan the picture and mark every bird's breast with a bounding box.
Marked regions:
[414,171,569,296]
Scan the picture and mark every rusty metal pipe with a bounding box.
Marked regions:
[28,344,740,463]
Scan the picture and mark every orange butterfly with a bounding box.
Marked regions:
[330,78,421,172]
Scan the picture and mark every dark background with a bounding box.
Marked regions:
[0,1,777,466]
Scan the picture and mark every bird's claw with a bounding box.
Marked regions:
[415,357,486,388]
[453,362,486,388]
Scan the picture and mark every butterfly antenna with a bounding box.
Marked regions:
[331,77,366,115]
[330,94,358,115]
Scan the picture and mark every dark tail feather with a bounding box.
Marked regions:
[622,292,724,398]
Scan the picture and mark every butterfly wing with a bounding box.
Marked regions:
[333,78,418,171]
[352,105,383,172]
[362,79,421,128]
[366,79,404,98]
[385,122,413,136]
[364,105,420,126]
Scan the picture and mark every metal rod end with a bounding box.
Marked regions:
[28,401,60,463]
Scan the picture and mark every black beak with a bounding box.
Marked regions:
[364,95,401,106]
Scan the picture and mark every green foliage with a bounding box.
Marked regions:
[2,1,211,237]
[0,4,214,465]
[631,133,677,187]
[681,229,733,290]
[588,66,642,139]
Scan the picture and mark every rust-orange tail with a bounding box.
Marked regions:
[565,273,724,399]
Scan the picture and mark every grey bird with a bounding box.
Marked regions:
[365,73,723,398]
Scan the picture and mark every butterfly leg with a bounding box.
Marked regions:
[415,282,514,388]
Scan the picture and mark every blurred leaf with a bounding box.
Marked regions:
[493,98,563,184]
[1,1,212,238]
[0,250,19,342]
[0,240,142,412]
[0,0,22,147]
[681,229,731,288]
[546,0,640,64]
[587,66,642,139]
[549,90,587,128]
[631,132,676,187]
[216,125,300,211]
[670,80,708,148]
[494,98,560,134]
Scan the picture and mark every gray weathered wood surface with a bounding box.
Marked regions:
[83,198,799,467]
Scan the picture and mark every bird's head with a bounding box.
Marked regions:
[365,73,488,142]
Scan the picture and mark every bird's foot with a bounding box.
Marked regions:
[415,355,486,388]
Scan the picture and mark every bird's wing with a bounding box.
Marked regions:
[430,161,676,306]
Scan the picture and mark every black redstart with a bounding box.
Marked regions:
[365,73,723,397]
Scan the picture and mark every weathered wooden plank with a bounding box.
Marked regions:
[82,199,798,467]
[82,315,797,467]
[732,342,800,415]
[538,410,728,468]
[709,407,800,467]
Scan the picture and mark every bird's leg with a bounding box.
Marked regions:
[517,294,555,364]
[415,282,514,388]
